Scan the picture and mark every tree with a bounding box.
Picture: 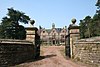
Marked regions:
[79,20,86,38]
[96,0,100,14]
[92,14,100,36]
[79,0,100,38]
[0,8,30,39]
[92,0,100,36]
[79,16,92,38]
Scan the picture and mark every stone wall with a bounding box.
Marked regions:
[0,39,35,66]
[73,37,100,66]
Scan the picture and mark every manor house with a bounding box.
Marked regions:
[38,23,68,45]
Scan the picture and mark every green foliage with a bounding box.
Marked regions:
[4,25,26,39]
[96,0,100,14]
[79,0,100,38]
[79,16,92,38]
[7,8,30,24]
[0,8,30,39]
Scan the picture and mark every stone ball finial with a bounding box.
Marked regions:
[30,20,35,25]
[71,18,76,24]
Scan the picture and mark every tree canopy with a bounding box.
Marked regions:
[96,0,100,14]
[79,0,100,38]
[0,8,30,39]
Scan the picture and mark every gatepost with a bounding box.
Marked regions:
[25,27,38,44]
[66,18,80,58]
[25,22,40,58]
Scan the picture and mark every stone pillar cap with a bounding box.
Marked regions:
[68,18,79,30]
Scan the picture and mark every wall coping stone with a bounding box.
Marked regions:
[74,37,100,44]
[0,39,33,44]
[74,41,100,44]
[77,39,100,42]
[25,27,38,31]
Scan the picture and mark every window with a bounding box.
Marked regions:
[43,31,45,33]
[61,35,64,38]
[53,30,55,32]
[43,35,46,38]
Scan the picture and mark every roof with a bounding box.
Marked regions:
[39,28,67,34]
[46,29,51,33]
[55,28,62,33]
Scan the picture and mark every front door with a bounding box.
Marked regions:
[53,40,55,44]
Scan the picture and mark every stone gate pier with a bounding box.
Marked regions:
[65,18,80,58]
[25,27,40,58]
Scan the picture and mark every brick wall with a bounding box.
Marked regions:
[0,39,35,66]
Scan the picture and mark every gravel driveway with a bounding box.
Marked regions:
[14,46,87,67]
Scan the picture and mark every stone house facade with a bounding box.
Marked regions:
[38,23,68,45]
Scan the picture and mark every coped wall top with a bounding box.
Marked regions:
[0,39,32,44]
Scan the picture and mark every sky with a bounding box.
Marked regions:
[0,0,97,29]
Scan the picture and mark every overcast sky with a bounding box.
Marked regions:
[0,0,97,28]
